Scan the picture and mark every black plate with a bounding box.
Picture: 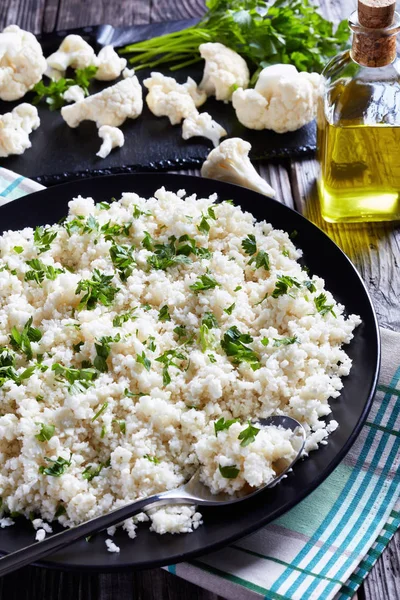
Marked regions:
[0,174,380,571]
[0,22,316,186]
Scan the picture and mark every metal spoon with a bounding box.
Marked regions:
[0,415,305,576]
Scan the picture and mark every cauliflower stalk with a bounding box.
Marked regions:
[96,126,124,159]
[0,104,40,158]
[143,72,206,125]
[182,112,227,148]
[199,42,250,103]
[0,25,47,101]
[232,64,321,133]
[201,138,275,198]
[61,76,143,128]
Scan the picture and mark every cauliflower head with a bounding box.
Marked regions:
[61,76,143,128]
[46,34,96,73]
[95,46,127,81]
[0,25,47,101]
[0,103,40,158]
[201,138,275,198]
[199,42,250,103]
[232,64,321,133]
[182,112,227,148]
[143,72,206,125]
[96,125,124,159]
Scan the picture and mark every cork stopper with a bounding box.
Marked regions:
[351,0,397,67]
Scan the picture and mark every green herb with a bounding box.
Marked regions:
[35,423,55,442]
[113,310,137,327]
[238,420,260,447]
[33,226,58,253]
[73,341,84,353]
[112,419,126,434]
[199,323,214,353]
[242,234,257,256]
[101,220,131,240]
[147,237,192,271]
[234,286,242,292]
[158,305,171,322]
[52,363,98,394]
[261,337,269,346]
[174,325,188,341]
[219,464,240,479]
[202,312,218,329]
[214,417,239,436]
[94,334,121,373]
[303,280,316,293]
[55,504,66,518]
[250,249,270,271]
[13,246,23,254]
[175,234,211,259]
[242,235,269,270]
[36,395,44,402]
[282,249,290,257]
[25,259,64,284]
[124,388,144,398]
[75,269,119,310]
[221,326,260,370]
[92,402,109,422]
[224,302,235,315]
[197,207,216,235]
[137,351,151,371]
[273,336,298,347]
[255,292,268,306]
[99,202,110,210]
[314,293,336,317]
[208,353,217,363]
[290,230,298,239]
[132,204,151,218]
[39,454,72,477]
[146,336,157,352]
[142,231,153,250]
[109,244,135,281]
[144,454,160,464]
[189,274,219,294]
[9,317,42,360]
[74,65,98,94]
[82,462,104,481]
[32,66,98,110]
[156,348,187,386]
[272,275,301,298]
[101,425,106,438]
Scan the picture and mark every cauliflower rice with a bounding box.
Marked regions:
[0,187,360,541]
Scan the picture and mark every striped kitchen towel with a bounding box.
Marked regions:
[1,167,399,600]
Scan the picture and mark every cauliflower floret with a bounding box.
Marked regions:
[94,45,127,81]
[122,68,135,79]
[46,34,96,74]
[232,64,321,133]
[61,76,143,128]
[63,85,85,103]
[0,104,40,158]
[96,125,124,158]
[0,25,47,101]
[182,112,227,148]
[199,42,249,103]
[201,138,275,198]
[143,72,206,125]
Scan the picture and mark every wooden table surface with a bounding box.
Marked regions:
[1,0,399,598]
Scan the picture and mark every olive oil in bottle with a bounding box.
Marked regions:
[318,0,400,223]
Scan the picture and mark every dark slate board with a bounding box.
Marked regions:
[0,21,316,186]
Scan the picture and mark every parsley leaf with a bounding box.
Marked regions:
[113,310,137,327]
[82,462,106,481]
[137,351,151,371]
[250,249,270,271]
[202,312,218,329]
[52,363,98,394]
[9,317,42,360]
[197,207,217,235]
[75,269,119,310]
[156,349,187,386]
[39,454,72,477]
[314,293,337,317]
[35,423,55,442]
[221,326,260,370]
[33,226,57,254]
[241,234,257,256]
[189,274,220,294]
[214,417,239,436]
[32,66,97,110]
[144,454,160,464]
[224,302,235,315]
[94,334,121,373]
[13,246,23,254]
[25,259,64,284]
[273,336,298,347]
[219,464,239,479]
[303,280,316,293]
[174,325,188,341]
[109,244,135,281]
[158,305,171,322]
[199,323,214,352]
[272,275,301,298]
[92,402,109,422]
[238,420,260,447]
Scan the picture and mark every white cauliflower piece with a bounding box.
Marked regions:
[199,42,249,103]
[0,104,40,158]
[122,68,135,79]
[182,112,227,147]
[61,76,143,128]
[0,25,47,101]
[143,72,206,125]
[232,64,321,133]
[96,125,124,158]
[201,138,275,198]
[94,45,127,81]
[63,85,85,103]
[46,34,96,73]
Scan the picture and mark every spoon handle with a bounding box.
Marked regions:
[0,489,190,576]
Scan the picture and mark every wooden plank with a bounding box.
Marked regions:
[150,0,206,23]
[0,0,46,33]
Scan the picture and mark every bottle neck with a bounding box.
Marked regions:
[349,9,400,67]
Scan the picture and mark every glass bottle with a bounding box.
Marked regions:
[317,0,400,223]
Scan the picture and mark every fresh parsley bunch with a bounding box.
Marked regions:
[32,65,98,111]
[120,0,349,76]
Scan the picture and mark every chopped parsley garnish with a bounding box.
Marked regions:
[175,235,211,259]
[146,336,157,352]
[189,274,220,294]
[303,280,316,293]
[272,275,301,298]
[35,423,55,442]
[0,348,35,387]
[137,351,151,371]
[39,454,72,477]
[9,317,42,360]
[94,334,121,373]
[25,259,64,284]
[73,341,84,353]
[238,421,260,447]
[208,353,217,363]
[273,336,298,347]
[92,402,109,422]
[250,249,270,271]
[282,249,290,257]
[219,464,239,479]
[101,220,132,240]
[241,235,269,270]
[174,325,188,341]
[221,326,260,371]
[199,323,214,353]
[82,463,105,481]
[113,310,137,327]
[197,207,216,235]
[33,66,97,110]
[314,293,336,317]
[158,305,171,322]
[261,337,269,346]
[242,234,257,256]
[99,202,110,210]
[142,231,153,250]
[147,238,192,271]
[33,226,57,253]
[156,349,187,386]
[112,419,126,434]
[55,504,66,517]
[290,230,298,239]
[214,417,239,436]
[234,286,242,292]
[13,246,23,254]
[36,395,44,402]
[52,363,98,394]
[109,244,135,281]
[202,312,218,329]
[124,388,144,398]
[224,302,235,315]
[75,269,119,310]
[144,454,160,464]
[132,204,151,219]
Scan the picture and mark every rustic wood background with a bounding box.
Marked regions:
[1,0,399,598]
